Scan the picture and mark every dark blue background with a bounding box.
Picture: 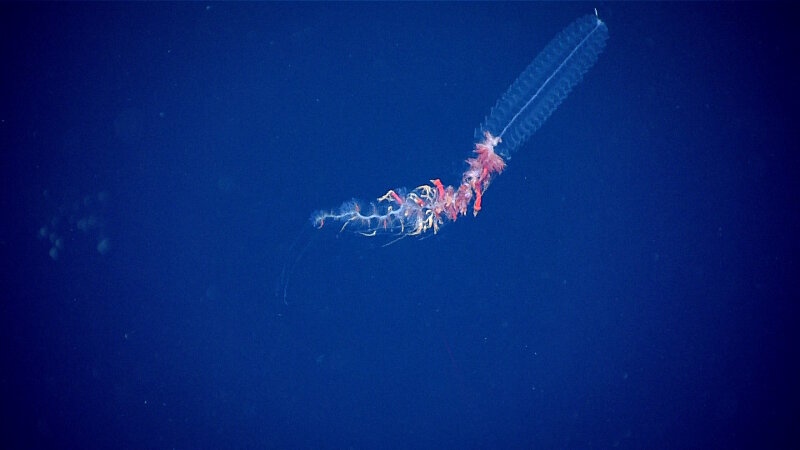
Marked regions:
[2,3,797,449]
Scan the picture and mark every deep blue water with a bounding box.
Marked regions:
[2,3,797,449]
